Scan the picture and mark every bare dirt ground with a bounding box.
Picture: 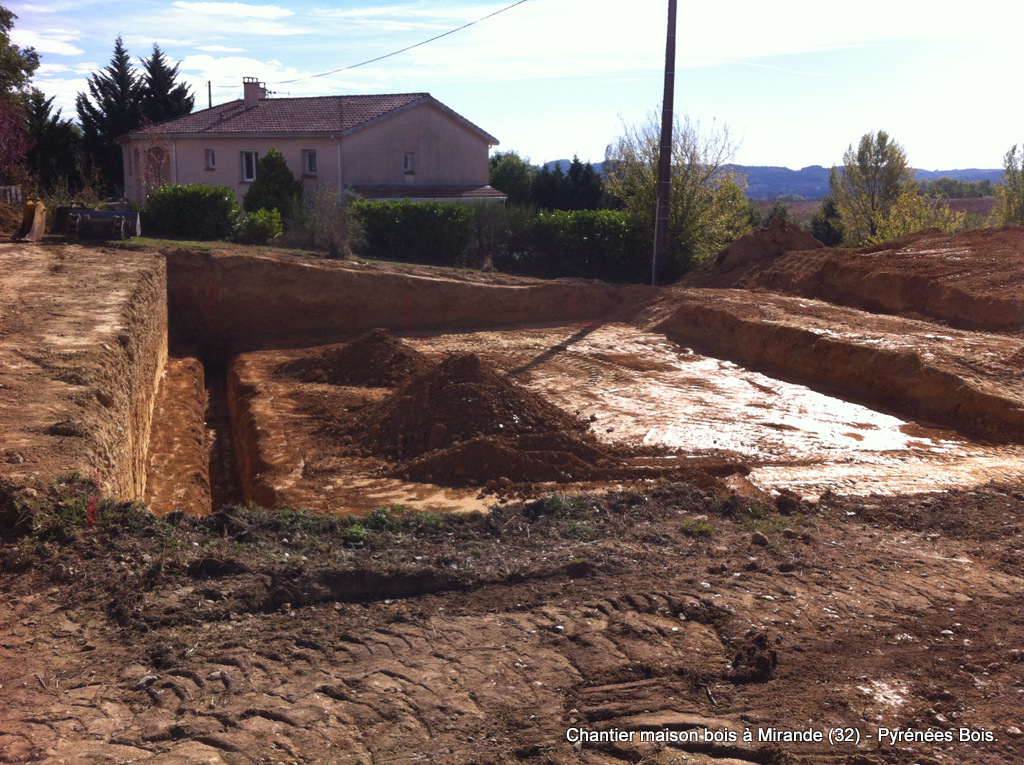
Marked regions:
[1,228,1023,764]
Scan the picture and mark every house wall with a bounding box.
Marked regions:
[122,135,343,206]
[341,102,491,186]
[121,101,493,206]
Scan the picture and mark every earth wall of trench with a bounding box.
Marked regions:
[0,245,167,516]
[653,289,1024,445]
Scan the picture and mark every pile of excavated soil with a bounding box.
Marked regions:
[686,216,824,285]
[278,327,435,386]
[0,202,22,237]
[350,352,728,487]
[685,225,1024,332]
[358,352,591,458]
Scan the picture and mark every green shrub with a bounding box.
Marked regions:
[243,148,303,225]
[494,208,649,283]
[142,183,242,240]
[235,207,283,245]
[353,200,475,266]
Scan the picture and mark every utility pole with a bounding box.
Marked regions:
[651,0,677,285]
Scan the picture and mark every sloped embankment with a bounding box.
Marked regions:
[652,288,1024,444]
[685,225,1024,332]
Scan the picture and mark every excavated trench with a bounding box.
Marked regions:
[139,249,1024,516]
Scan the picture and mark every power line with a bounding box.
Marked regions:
[276,0,531,86]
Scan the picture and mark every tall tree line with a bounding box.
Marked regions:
[0,5,193,196]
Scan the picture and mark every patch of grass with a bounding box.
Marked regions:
[680,515,715,538]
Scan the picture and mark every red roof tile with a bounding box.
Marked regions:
[124,93,498,144]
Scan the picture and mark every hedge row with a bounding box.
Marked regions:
[353,201,651,284]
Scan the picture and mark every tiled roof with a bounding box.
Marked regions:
[352,185,508,201]
[124,93,498,143]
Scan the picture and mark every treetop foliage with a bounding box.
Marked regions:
[829,130,913,246]
[991,144,1024,227]
[75,37,193,193]
[489,152,608,211]
[604,112,751,281]
[0,5,38,104]
[242,147,304,224]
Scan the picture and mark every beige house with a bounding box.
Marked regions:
[117,78,505,206]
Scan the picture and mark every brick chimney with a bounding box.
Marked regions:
[243,77,265,109]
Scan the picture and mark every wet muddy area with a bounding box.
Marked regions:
[230,323,1022,510]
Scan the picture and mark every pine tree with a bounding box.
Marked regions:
[25,89,83,193]
[140,45,193,125]
[76,36,142,192]
[242,148,304,225]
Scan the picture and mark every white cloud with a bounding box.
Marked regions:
[8,29,84,56]
[197,45,246,53]
[171,2,294,19]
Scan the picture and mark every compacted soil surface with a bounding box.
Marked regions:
[2,478,1023,765]
[1,227,1023,764]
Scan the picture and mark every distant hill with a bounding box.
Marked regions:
[542,159,1003,201]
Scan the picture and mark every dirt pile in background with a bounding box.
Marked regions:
[278,327,435,386]
[0,201,22,237]
[686,225,1024,332]
[685,216,824,286]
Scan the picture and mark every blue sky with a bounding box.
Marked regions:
[8,0,1024,170]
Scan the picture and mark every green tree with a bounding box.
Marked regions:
[566,156,606,210]
[604,113,751,281]
[870,183,965,243]
[0,5,39,103]
[76,36,143,192]
[829,130,913,246]
[0,96,26,182]
[139,45,193,124]
[489,151,537,207]
[533,163,571,210]
[25,89,83,193]
[991,145,1024,227]
[808,194,844,246]
[242,147,303,224]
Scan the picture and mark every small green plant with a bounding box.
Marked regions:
[235,207,283,245]
[680,515,715,538]
[341,523,367,548]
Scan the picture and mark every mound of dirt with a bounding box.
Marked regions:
[357,352,592,461]
[685,216,825,287]
[279,327,435,386]
[0,201,23,237]
[401,432,615,486]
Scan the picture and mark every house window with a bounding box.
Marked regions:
[240,151,258,182]
[302,149,317,176]
[205,149,216,170]
[404,152,415,174]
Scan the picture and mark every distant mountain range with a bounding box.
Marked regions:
[543,160,1004,201]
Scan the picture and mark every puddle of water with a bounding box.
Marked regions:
[414,324,1024,499]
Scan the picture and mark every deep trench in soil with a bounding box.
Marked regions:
[203,360,243,511]
[145,312,1024,517]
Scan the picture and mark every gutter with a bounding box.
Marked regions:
[332,134,342,192]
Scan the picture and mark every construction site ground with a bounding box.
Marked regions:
[1,222,1023,764]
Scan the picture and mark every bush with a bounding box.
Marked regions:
[307,185,359,257]
[494,208,649,283]
[353,200,475,266]
[142,183,242,240]
[243,148,303,225]
[235,207,283,245]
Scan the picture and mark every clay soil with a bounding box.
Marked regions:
[2,229,1024,764]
